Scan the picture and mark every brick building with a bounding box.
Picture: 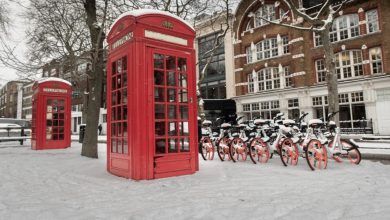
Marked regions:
[21,81,35,120]
[0,81,25,119]
[231,0,390,135]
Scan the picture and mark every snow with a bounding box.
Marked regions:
[110,9,195,33]
[37,77,72,86]
[1,141,390,219]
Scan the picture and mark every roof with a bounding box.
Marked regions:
[109,9,194,33]
[37,77,72,86]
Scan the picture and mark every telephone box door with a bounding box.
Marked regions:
[150,48,196,178]
[44,96,67,146]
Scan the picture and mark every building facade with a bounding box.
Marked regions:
[21,81,34,120]
[0,81,25,119]
[232,0,390,135]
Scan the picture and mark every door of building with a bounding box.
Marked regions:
[376,89,390,135]
[45,97,66,146]
[150,48,195,178]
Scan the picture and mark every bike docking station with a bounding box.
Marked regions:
[31,78,72,150]
[106,9,198,180]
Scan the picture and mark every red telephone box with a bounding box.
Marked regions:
[31,78,71,150]
[107,9,198,180]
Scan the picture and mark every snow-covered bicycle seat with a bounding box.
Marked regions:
[308,119,323,128]
[283,119,295,127]
[221,123,231,129]
[254,119,267,126]
[202,120,212,126]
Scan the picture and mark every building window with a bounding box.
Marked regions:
[339,93,349,104]
[284,66,292,87]
[288,98,299,120]
[366,9,379,33]
[369,47,383,74]
[255,5,276,28]
[246,47,253,64]
[315,59,327,83]
[312,96,323,106]
[256,38,278,61]
[257,67,280,91]
[198,32,226,80]
[248,73,254,93]
[259,100,280,119]
[282,36,289,54]
[243,104,251,112]
[315,14,359,46]
[351,92,364,103]
[335,50,363,79]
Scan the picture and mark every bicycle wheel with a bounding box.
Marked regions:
[200,137,214,161]
[217,137,230,161]
[280,138,299,167]
[341,140,362,165]
[229,137,247,162]
[305,139,328,171]
[249,138,270,164]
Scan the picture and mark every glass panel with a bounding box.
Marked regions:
[123,88,128,104]
[179,121,189,136]
[117,59,122,73]
[155,122,166,136]
[179,73,187,88]
[155,104,165,119]
[59,113,64,119]
[179,90,188,103]
[117,140,122,154]
[123,106,128,120]
[155,139,166,154]
[122,56,127,71]
[154,54,164,69]
[168,122,176,136]
[154,88,165,102]
[168,138,178,153]
[154,71,164,85]
[123,122,128,137]
[178,58,187,72]
[179,105,188,120]
[168,89,176,102]
[180,138,190,152]
[168,105,176,119]
[166,56,176,70]
[123,140,128,154]
[123,72,127,87]
[167,71,176,86]
[111,139,117,153]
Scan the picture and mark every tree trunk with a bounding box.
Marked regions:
[321,29,339,124]
[81,0,104,158]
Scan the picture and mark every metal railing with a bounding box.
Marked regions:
[340,118,373,134]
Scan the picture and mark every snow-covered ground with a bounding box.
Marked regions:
[1,141,390,220]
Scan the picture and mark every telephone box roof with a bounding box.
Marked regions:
[37,77,72,86]
[109,9,195,33]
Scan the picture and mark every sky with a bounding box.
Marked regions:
[0,0,28,87]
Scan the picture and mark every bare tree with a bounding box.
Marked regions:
[257,0,349,124]
[0,0,9,33]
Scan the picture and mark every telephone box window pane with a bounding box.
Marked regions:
[167,71,176,86]
[123,106,128,120]
[168,89,176,102]
[154,71,164,85]
[123,140,128,154]
[53,114,59,120]
[111,124,116,136]
[179,90,188,103]
[53,134,59,140]
[155,139,166,154]
[117,107,122,120]
[154,88,165,102]
[123,88,128,104]
[116,91,122,104]
[169,122,176,136]
[47,120,52,126]
[117,140,123,154]
[179,106,188,120]
[53,120,59,126]
[59,134,64,140]
[155,104,165,119]
[179,73,187,88]
[154,54,164,69]
[180,138,190,152]
[122,56,127,71]
[166,56,176,70]
[112,63,116,75]
[59,127,64,133]
[112,92,117,105]
[178,58,187,72]
[53,127,59,133]
[112,77,117,90]
[168,105,177,119]
[117,59,122,73]
[123,73,128,87]
[155,122,166,136]
[123,122,128,137]
[116,75,122,88]
[168,138,178,153]
[179,122,189,136]
[111,139,117,153]
[59,113,64,119]
[47,99,52,105]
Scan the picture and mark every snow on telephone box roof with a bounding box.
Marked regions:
[109,9,195,33]
[36,77,72,86]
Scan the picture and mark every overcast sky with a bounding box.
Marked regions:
[0,0,28,86]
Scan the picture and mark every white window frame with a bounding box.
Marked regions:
[257,67,280,91]
[256,38,278,61]
[248,73,254,93]
[246,47,253,64]
[366,9,379,33]
[284,66,292,87]
[255,5,276,28]
[369,47,383,74]
[315,59,327,83]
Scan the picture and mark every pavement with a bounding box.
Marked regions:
[72,135,390,161]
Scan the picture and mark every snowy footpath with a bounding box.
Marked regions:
[1,142,390,220]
